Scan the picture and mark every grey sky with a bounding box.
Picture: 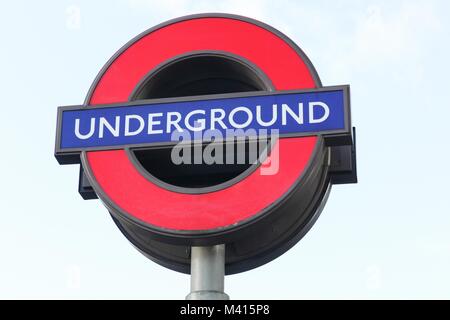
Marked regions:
[0,0,449,299]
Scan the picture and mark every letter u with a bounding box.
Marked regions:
[74,118,95,140]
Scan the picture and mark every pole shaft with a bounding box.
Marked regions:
[186,244,229,300]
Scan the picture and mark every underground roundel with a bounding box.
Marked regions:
[55,14,357,275]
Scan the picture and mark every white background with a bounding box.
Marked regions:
[0,0,449,299]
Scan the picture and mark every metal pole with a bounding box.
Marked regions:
[186,244,229,300]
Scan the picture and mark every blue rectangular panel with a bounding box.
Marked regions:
[59,87,348,150]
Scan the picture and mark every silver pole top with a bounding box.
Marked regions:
[186,244,229,300]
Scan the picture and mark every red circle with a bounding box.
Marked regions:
[86,17,318,231]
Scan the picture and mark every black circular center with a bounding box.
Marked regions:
[130,54,271,188]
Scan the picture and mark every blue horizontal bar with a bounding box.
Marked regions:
[58,86,348,151]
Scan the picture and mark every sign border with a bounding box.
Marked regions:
[55,85,351,164]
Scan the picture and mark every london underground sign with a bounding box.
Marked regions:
[56,86,349,155]
[55,14,356,296]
